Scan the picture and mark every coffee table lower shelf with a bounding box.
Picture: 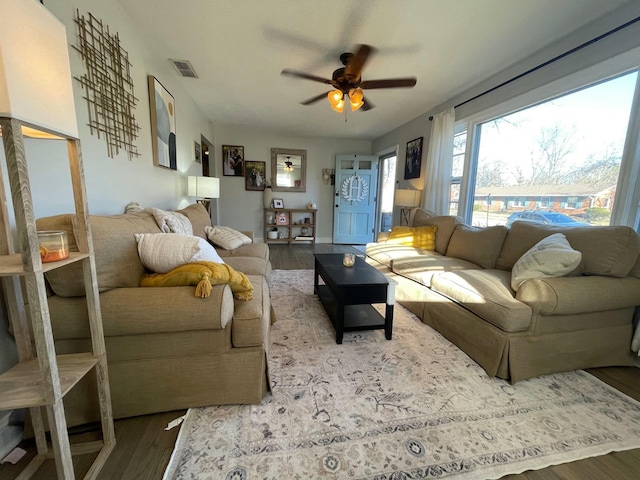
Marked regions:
[317,284,389,337]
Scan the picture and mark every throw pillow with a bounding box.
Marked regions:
[205,225,252,250]
[387,225,437,250]
[445,224,508,269]
[510,233,582,290]
[140,261,253,301]
[134,233,224,274]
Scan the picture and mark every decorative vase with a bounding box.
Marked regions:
[263,185,273,209]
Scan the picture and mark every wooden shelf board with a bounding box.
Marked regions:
[0,252,89,276]
[0,353,99,410]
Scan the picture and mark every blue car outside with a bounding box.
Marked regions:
[505,211,590,227]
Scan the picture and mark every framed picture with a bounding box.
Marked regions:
[404,136,423,179]
[276,211,289,225]
[148,75,176,170]
[222,145,244,176]
[244,161,266,191]
[273,198,284,209]
[194,141,202,163]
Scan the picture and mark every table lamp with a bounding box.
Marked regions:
[395,189,421,226]
[187,176,220,213]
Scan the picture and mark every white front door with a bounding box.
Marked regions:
[332,154,379,244]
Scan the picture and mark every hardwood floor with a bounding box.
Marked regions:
[2,244,639,479]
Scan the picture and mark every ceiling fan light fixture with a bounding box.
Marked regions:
[349,88,364,111]
[328,89,345,112]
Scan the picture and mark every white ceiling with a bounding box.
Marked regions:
[118,0,631,140]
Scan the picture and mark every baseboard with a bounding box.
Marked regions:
[0,410,23,461]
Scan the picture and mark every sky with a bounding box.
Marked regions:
[476,70,638,184]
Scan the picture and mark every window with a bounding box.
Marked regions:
[465,71,638,227]
[449,130,466,215]
[378,153,397,233]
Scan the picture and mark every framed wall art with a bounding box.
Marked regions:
[222,145,244,176]
[194,141,202,163]
[404,136,423,179]
[148,75,176,170]
[244,161,266,191]
[273,198,284,209]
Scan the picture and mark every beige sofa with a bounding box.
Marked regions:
[36,203,273,427]
[366,208,640,383]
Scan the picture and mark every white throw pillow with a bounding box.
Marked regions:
[510,233,582,290]
[134,233,224,273]
[205,225,252,250]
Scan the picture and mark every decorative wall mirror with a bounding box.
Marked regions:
[271,148,306,192]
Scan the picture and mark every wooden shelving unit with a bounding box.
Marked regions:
[0,118,115,479]
[264,208,317,244]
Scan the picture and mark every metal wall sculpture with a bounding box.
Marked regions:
[73,10,140,160]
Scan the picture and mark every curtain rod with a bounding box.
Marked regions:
[428,14,640,121]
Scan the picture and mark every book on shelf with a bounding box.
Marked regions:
[294,236,314,241]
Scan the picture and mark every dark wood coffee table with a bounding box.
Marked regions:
[314,253,395,344]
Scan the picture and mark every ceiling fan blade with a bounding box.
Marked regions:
[361,95,374,111]
[300,91,330,105]
[281,69,333,85]
[344,44,374,81]
[360,77,417,89]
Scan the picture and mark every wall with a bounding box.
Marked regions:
[211,123,371,242]
[0,0,214,222]
[372,114,432,224]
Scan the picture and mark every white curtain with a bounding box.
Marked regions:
[422,107,455,215]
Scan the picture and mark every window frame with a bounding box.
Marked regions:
[454,47,640,228]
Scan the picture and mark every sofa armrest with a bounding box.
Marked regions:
[48,284,235,339]
[241,230,254,241]
[516,276,640,315]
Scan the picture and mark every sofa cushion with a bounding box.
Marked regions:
[430,269,532,332]
[205,225,252,250]
[176,203,212,239]
[224,256,272,278]
[496,222,640,277]
[412,209,463,255]
[392,254,482,288]
[510,233,582,290]
[387,225,437,250]
[445,224,508,269]
[135,233,224,273]
[365,242,431,269]
[217,243,270,260]
[37,211,162,297]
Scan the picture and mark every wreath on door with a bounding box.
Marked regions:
[341,174,368,203]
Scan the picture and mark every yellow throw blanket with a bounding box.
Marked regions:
[140,261,254,301]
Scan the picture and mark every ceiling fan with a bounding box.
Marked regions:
[281,44,417,112]
[279,156,298,172]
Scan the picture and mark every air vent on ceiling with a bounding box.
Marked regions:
[170,59,198,78]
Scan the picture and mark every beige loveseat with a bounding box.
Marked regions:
[36,203,272,427]
[366,208,640,383]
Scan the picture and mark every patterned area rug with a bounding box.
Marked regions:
[164,269,640,479]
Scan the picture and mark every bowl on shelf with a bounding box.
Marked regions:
[37,230,69,263]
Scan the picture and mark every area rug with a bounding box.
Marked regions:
[164,269,640,479]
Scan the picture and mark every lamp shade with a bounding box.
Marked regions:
[0,0,79,138]
[188,176,220,198]
[395,189,421,207]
